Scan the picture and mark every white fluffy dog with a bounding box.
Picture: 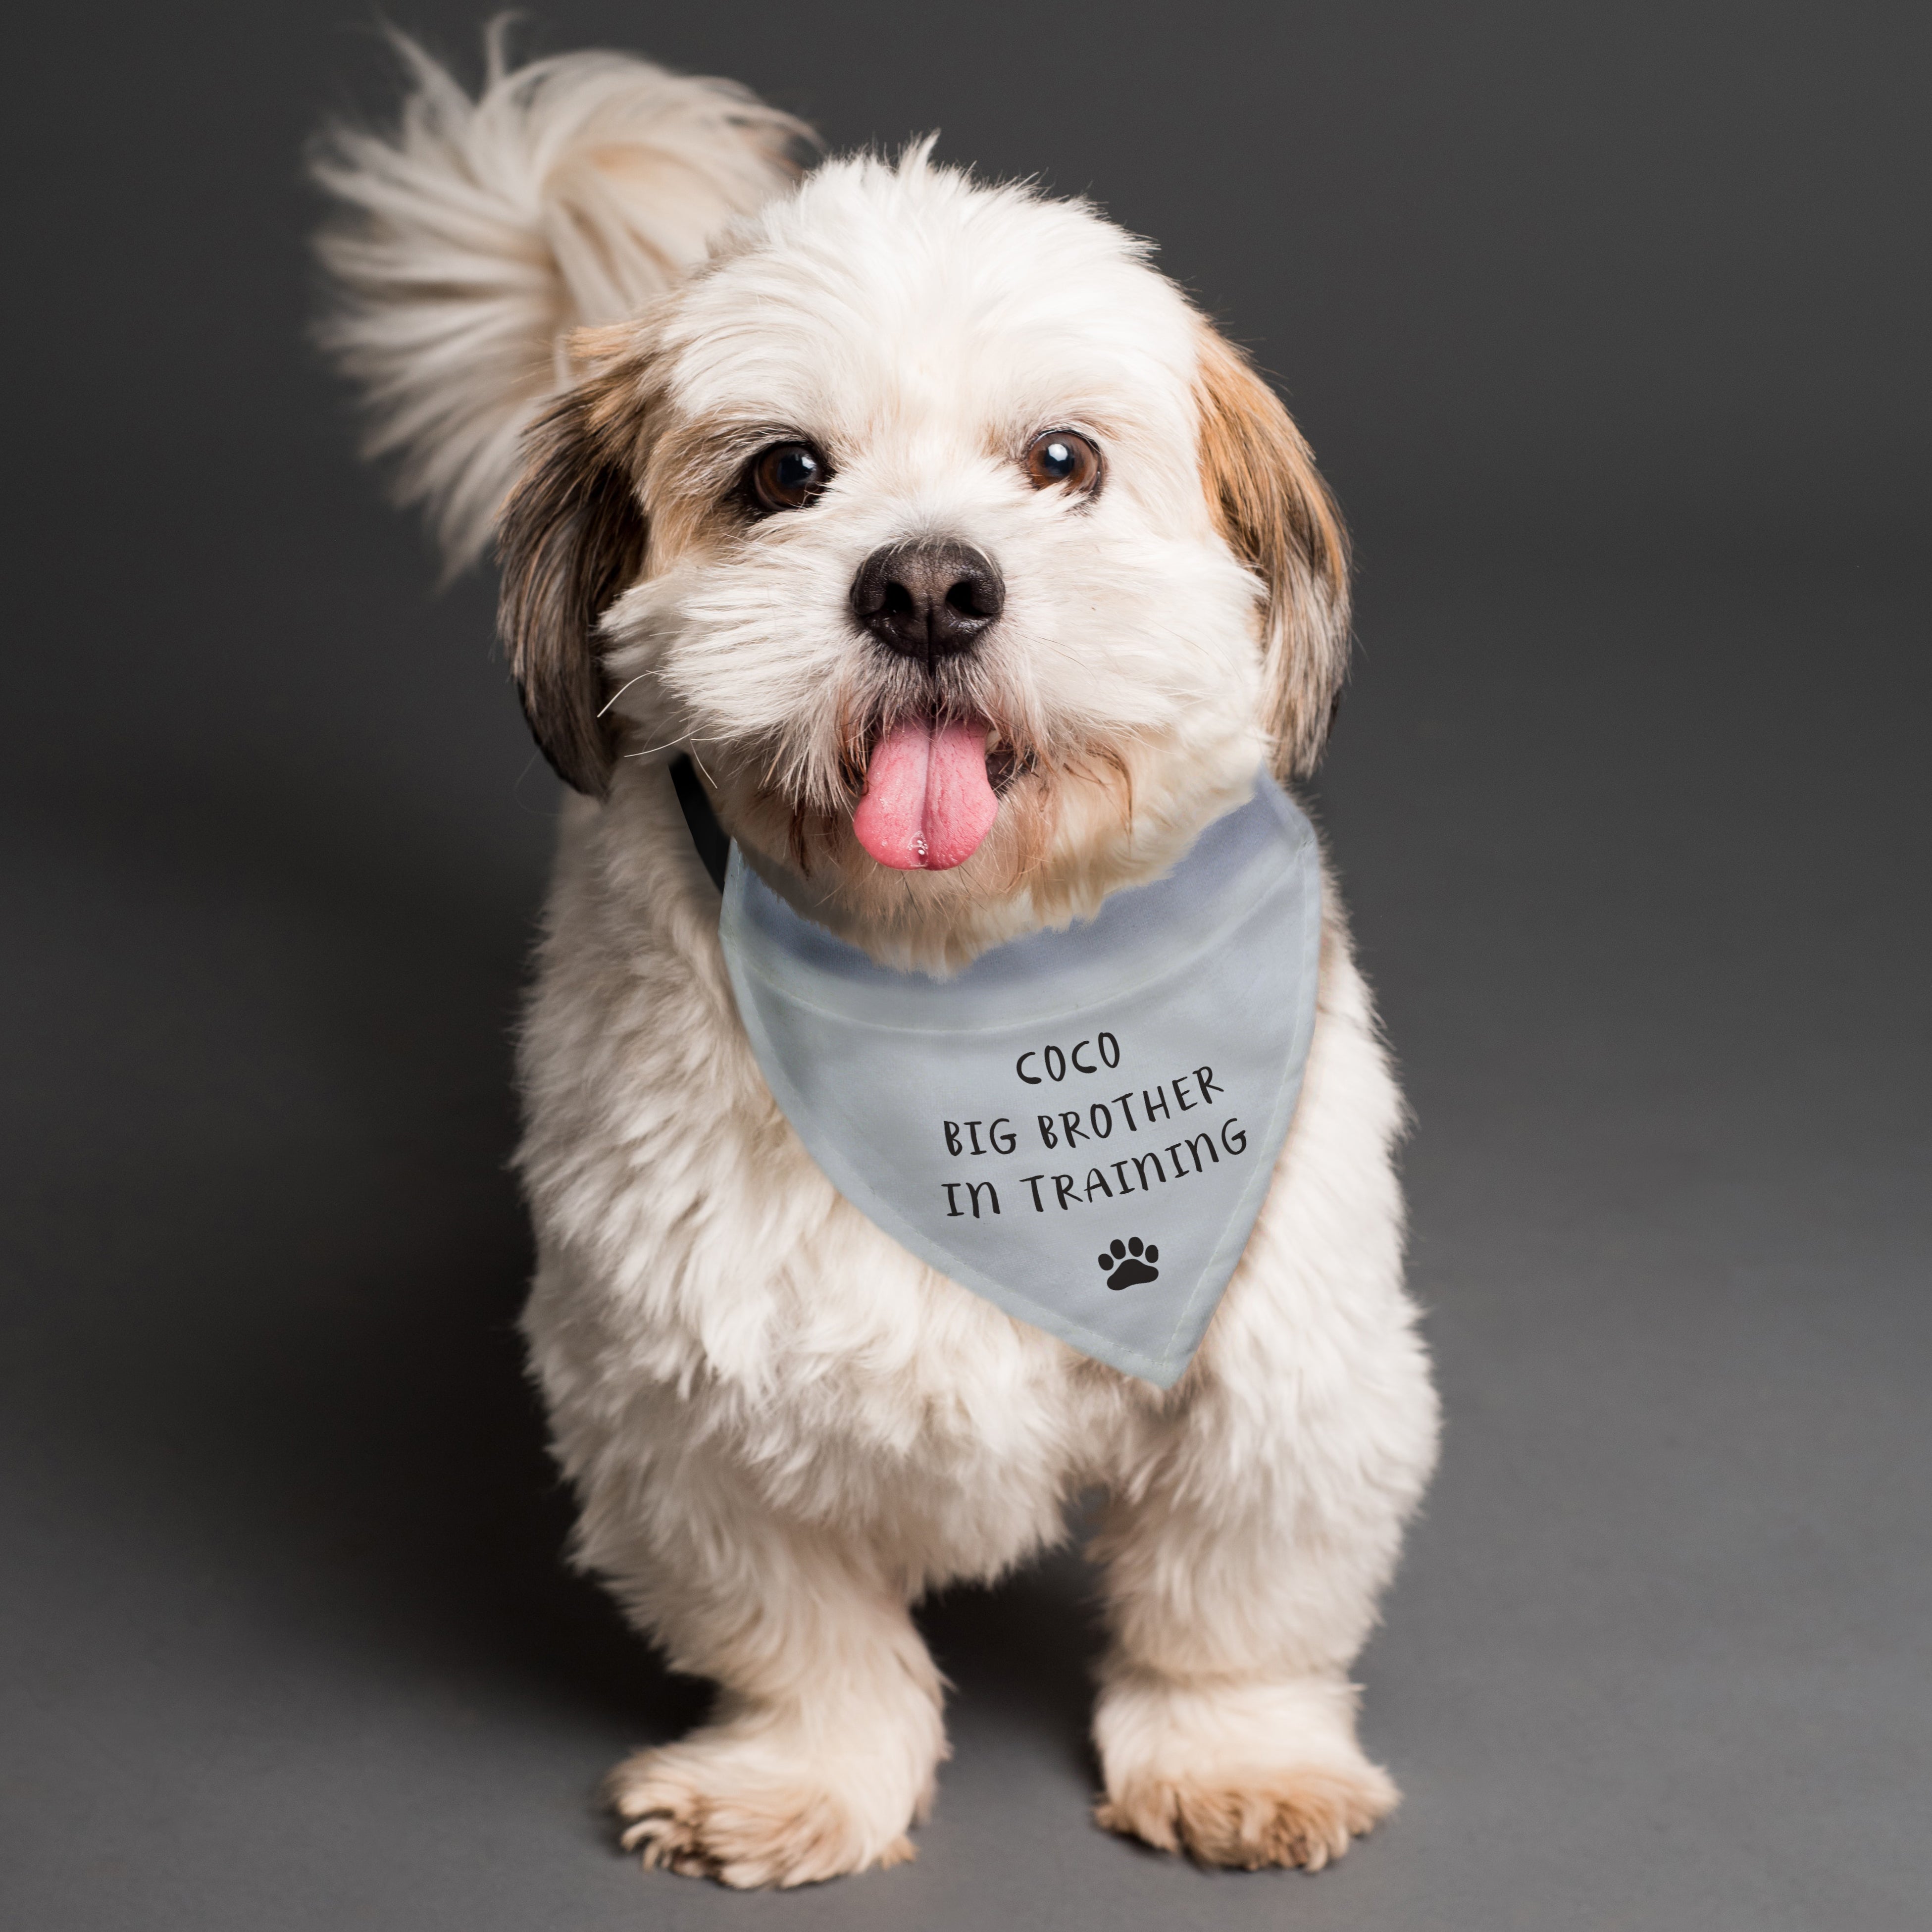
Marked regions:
[315,32,1438,1888]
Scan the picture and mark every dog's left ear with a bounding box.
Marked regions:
[1194,326,1351,780]
[496,342,654,798]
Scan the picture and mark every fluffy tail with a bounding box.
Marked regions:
[312,26,811,570]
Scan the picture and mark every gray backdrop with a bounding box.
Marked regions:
[4,3,1927,1928]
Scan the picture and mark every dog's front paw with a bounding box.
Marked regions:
[608,1732,919,1888]
[1094,1760,1396,1871]
[1092,1668,1398,1871]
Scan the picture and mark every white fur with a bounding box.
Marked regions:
[316,37,1438,1888]
[312,25,808,567]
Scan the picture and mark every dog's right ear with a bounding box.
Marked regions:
[496,352,652,799]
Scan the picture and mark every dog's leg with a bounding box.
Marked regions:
[1085,927,1437,1871]
[597,1485,945,1888]
[1088,1272,1435,1869]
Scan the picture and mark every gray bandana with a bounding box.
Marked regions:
[717,773,1322,1387]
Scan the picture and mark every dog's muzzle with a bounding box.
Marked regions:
[850,539,1004,668]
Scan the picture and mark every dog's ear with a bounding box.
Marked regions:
[1194,326,1351,780]
[496,349,653,799]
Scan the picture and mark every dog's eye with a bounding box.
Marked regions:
[1023,430,1101,496]
[746,441,831,514]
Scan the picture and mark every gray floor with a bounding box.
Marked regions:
[5,536,1928,1931]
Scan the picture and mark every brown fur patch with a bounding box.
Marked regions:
[996,770,1057,883]
[608,1748,916,1889]
[1095,1760,1398,1872]
[1193,325,1352,779]
[495,344,661,797]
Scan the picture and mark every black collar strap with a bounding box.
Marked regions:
[669,754,730,893]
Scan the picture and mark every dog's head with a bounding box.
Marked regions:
[498,149,1348,967]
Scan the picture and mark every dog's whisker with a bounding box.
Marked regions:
[599,672,653,717]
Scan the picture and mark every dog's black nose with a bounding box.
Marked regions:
[850,541,1004,665]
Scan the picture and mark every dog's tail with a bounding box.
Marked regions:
[312,25,811,571]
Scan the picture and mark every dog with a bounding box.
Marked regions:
[314,30,1439,1888]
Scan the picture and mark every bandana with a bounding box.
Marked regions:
[690,763,1321,1388]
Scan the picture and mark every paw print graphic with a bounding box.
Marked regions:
[1098,1237,1160,1291]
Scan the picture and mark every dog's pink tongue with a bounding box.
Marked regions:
[853,717,998,870]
